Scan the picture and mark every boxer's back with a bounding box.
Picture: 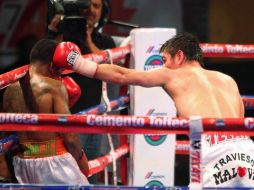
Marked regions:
[3,73,63,141]
[165,66,243,118]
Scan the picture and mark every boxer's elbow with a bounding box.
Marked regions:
[62,134,81,156]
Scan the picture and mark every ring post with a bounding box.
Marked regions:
[128,28,177,187]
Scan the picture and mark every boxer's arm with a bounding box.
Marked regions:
[0,153,11,179]
[48,81,89,174]
[52,41,169,87]
[95,64,170,87]
[51,84,82,159]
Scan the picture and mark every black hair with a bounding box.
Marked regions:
[96,0,110,30]
[29,38,58,64]
[160,33,204,65]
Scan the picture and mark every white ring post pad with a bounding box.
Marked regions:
[129,28,177,187]
[73,56,98,78]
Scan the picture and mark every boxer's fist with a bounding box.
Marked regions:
[61,76,81,108]
[53,42,98,78]
[53,42,81,70]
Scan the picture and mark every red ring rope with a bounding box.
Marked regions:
[200,43,254,58]
[0,65,28,90]
[0,113,254,135]
[88,144,129,177]
[0,113,190,134]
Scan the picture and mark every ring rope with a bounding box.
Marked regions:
[1,114,254,135]
[0,114,189,134]
[77,96,129,115]
[87,144,129,177]
[200,43,254,58]
[0,135,18,153]
[0,65,28,90]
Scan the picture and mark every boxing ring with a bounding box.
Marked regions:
[1,31,254,190]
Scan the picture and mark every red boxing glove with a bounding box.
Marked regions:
[61,76,81,108]
[53,42,98,78]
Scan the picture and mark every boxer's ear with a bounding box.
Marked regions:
[48,61,63,78]
[175,50,185,66]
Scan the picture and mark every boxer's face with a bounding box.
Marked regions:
[162,50,184,69]
[162,51,177,69]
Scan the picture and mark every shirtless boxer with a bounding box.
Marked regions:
[53,33,254,187]
[2,39,89,184]
[53,33,243,118]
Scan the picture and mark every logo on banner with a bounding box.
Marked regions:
[144,55,164,71]
[145,180,164,188]
[144,134,167,146]
[146,46,160,54]
[145,171,165,180]
[144,109,167,146]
